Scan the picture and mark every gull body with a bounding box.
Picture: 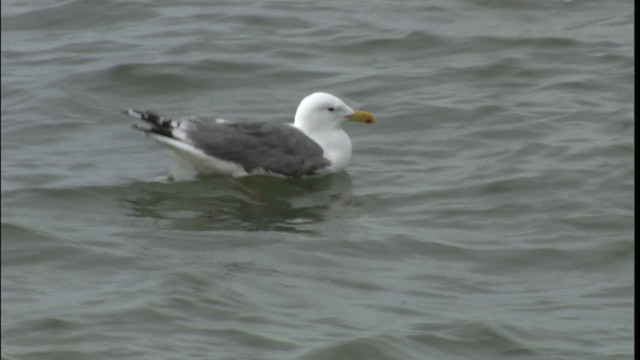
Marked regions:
[126,92,375,178]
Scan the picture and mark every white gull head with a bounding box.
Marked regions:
[294,92,355,132]
[292,92,375,173]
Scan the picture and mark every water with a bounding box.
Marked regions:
[1,1,633,359]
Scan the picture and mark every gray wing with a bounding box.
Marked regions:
[188,119,328,177]
[128,110,328,178]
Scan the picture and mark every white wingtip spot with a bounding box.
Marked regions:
[126,109,144,119]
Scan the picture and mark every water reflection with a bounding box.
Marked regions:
[121,172,353,233]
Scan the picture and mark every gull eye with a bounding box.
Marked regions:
[327,107,335,112]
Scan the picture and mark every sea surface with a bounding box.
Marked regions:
[1,1,634,359]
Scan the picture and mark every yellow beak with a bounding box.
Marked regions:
[346,109,376,124]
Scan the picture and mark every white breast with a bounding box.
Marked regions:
[313,128,353,173]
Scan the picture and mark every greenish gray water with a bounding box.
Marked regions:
[1,1,633,359]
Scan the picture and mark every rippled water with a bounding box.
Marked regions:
[1,1,634,359]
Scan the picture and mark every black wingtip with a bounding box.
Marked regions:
[132,123,148,131]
